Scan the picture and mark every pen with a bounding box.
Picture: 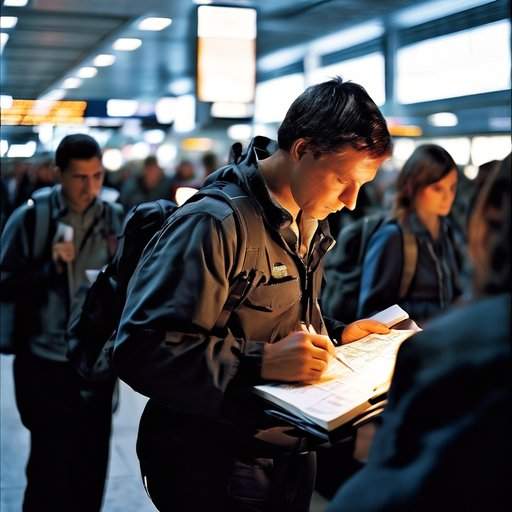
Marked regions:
[334,352,357,373]
[301,322,356,373]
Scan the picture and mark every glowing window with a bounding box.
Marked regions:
[397,19,511,104]
[309,52,385,106]
[254,74,305,124]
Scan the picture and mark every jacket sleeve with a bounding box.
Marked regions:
[327,307,512,511]
[357,223,403,318]
[0,203,57,300]
[113,209,266,418]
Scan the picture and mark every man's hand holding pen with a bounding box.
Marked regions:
[260,318,391,382]
[261,324,336,382]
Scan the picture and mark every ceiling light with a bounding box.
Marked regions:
[173,95,196,133]
[106,99,139,117]
[0,140,8,157]
[113,38,142,51]
[427,112,458,127]
[138,17,172,31]
[102,149,124,171]
[77,66,97,78]
[8,141,37,158]
[3,0,29,7]
[211,102,254,118]
[156,142,177,166]
[144,129,166,145]
[168,77,193,95]
[93,54,116,67]
[40,89,66,102]
[62,77,82,89]
[227,124,252,141]
[1,94,13,109]
[0,33,9,53]
[131,142,150,160]
[155,97,177,124]
[0,16,18,29]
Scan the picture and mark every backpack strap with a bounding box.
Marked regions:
[398,222,418,299]
[193,181,266,330]
[103,200,124,233]
[30,186,54,260]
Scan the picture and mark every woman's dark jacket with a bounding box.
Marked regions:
[358,212,462,324]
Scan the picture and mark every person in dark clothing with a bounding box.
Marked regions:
[113,77,393,512]
[0,177,12,233]
[358,144,463,325]
[169,159,197,201]
[328,154,511,512]
[119,155,172,210]
[0,134,124,512]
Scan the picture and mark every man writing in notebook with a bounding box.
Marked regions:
[113,77,392,512]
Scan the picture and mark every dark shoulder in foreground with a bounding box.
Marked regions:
[403,293,511,360]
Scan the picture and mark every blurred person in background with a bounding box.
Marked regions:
[0,134,124,512]
[202,151,220,179]
[357,144,464,325]
[328,154,511,512]
[0,177,11,233]
[169,158,197,201]
[119,155,172,210]
[7,160,33,209]
[31,156,57,192]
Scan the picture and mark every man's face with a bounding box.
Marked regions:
[290,146,385,220]
[143,164,162,189]
[60,157,104,213]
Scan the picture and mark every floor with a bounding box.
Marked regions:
[0,355,328,511]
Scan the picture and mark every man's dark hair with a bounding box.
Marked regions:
[277,76,392,159]
[55,134,102,172]
[144,155,159,168]
[471,153,511,295]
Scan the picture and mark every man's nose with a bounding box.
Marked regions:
[340,184,360,211]
[83,177,94,193]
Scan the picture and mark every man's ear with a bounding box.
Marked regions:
[289,139,308,162]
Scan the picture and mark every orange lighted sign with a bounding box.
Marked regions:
[1,99,87,125]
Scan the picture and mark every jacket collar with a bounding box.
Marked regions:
[408,210,450,242]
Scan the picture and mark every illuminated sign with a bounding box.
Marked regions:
[1,99,87,125]
[388,124,423,137]
[196,5,257,104]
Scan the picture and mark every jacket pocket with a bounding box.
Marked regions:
[244,277,301,313]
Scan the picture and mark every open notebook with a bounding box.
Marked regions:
[253,305,420,435]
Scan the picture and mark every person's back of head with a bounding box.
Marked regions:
[393,144,457,218]
[277,76,391,159]
[174,160,195,181]
[468,154,511,296]
[201,152,219,177]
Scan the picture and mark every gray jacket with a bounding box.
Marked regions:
[0,186,123,360]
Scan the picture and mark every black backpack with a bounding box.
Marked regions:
[67,181,265,382]
[321,213,417,324]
